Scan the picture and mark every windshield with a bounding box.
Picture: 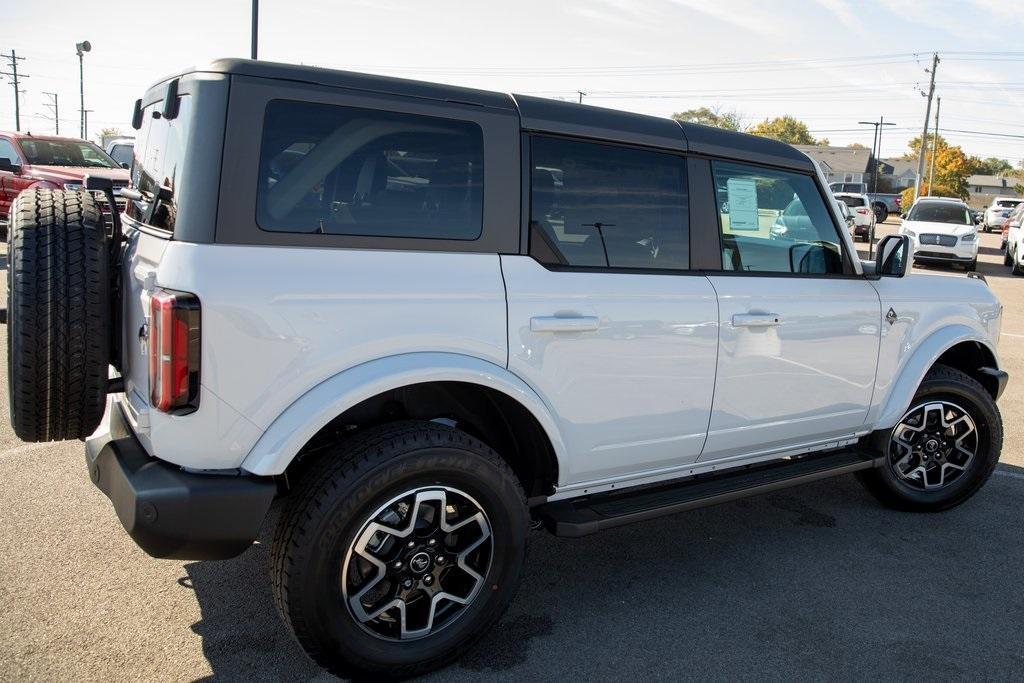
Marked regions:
[907,202,971,225]
[995,199,1021,209]
[837,196,866,208]
[18,138,119,168]
[108,143,133,168]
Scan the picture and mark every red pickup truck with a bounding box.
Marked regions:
[0,132,129,233]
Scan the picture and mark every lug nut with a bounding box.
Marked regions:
[423,575,434,586]
[403,579,413,589]
[436,555,446,565]
[407,541,415,548]
[393,561,403,571]
[428,539,437,547]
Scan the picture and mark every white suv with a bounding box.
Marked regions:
[900,197,980,270]
[3,60,1008,680]
[834,192,876,242]
[983,197,1022,232]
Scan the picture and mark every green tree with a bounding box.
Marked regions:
[671,106,742,131]
[970,156,1015,176]
[746,116,824,145]
[900,144,973,205]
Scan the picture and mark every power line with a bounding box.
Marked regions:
[41,91,58,134]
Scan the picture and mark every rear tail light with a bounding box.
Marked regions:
[856,208,869,215]
[148,289,201,414]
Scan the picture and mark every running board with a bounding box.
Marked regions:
[536,448,883,538]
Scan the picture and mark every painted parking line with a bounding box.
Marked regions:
[1002,332,1024,339]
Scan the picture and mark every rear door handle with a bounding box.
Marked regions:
[732,313,782,327]
[530,316,600,333]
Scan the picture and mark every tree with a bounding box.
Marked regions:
[96,126,124,144]
[970,156,1014,176]
[1015,182,1024,196]
[746,116,824,145]
[902,133,947,159]
[846,143,868,149]
[671,106,742,131]
[900,143,973,206]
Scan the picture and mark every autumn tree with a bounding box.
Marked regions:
[747,116,826,145]
[671,106,742,131]
[846,143,868,149]
[900,143,973,206]
[901,133,947,159]
[970,156,1014,176]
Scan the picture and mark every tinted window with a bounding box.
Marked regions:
[255,100,483,240]
[127,95,193,232]
[19,138,118,169]
[907,202,971,225]
[713,161,844,275]
[0,139,18,164]
[837,195,866,208]
[529,137,688,270]
[995,199,1021,208]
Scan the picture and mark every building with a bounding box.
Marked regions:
[877,158,919,191]
[967,174,1024,209]
[793,145,873,186]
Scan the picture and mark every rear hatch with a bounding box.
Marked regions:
[119,93,194,411]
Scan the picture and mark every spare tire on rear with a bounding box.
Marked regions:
[7,189,111,442]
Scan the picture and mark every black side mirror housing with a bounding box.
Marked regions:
[875,234,911,277]
[0,158,22,174]
[899,213,908,220]
[131,98,144,130]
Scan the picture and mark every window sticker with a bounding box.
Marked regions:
[726,177,759,231]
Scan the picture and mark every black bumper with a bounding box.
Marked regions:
[85,402,276,560]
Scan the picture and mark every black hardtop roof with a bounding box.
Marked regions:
[169,59,813,171]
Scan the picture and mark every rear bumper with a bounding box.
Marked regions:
[85,401,276,560]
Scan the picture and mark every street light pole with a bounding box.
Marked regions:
[76,40,91,138]
[858,118,895,193]
[927,97,941,195]
[251,0,259,59]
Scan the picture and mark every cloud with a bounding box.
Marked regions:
[811,0,871,37]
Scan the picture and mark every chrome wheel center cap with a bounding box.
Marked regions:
[409,551,432,574]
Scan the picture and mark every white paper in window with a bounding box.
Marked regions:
[726,177,759,231]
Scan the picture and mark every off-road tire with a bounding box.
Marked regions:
[857,364,1002,512]
[1004,249,1013,267]
[873,204,888,224]
[271,421,529,680]
[7,189,110,441]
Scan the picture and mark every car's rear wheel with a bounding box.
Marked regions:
[271,421,529,680]
[7,189,111,441]
[857,364,1001,512]
[873,204,888,223]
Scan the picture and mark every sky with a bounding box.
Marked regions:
[2,0,1023,166]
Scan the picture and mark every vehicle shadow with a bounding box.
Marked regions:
[183,464,1024,681]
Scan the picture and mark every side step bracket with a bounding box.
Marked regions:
[536,448,883,538]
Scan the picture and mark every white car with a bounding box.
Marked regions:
[900,197,979,270]
[834,192,876,242]
[1003,203,1024,275]
[3,60,1009,679]
[104,137,134,169]
[983,196,1022,232]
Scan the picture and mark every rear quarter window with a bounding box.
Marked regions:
[255,100,484,240]
[126,95,193,232]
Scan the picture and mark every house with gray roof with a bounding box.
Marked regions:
[794,145,873,185]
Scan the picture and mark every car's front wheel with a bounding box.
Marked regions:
[857,364,1001,512]
[271,421,529,680]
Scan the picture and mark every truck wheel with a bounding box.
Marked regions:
[271,421,529,680]
[7,189,110,442]
[873,204,888,223]
[1005,250,1013,267]
[857,364,1001,512]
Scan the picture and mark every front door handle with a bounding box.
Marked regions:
[530,316,600,333]
[732,313,782,328]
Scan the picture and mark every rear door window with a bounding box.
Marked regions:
[529,136,689,270]
[837,196,866,208]
[255,100,484,240]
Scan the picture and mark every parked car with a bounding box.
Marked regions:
[837,199,856,232]
[1003,203,1024,275]
[828,181,901,222]
[0,132,129,235]
[899,196,979,270]
[4,60,1008,680]
[982,197,1022,232]
[834,192,876,242]
[104,137,134,169]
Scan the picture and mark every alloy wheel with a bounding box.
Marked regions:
[341,486,493,641]
[888,400,978,491]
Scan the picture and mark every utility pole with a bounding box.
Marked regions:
[577,90,586,104]
[83,109,93,140]
[251,0,259,59]
[913,52,939,203]
[42,91,59,134]
[76,41,91,138]
[927,97,941,195]
[0,49,28,131]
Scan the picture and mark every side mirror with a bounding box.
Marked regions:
[900,213,908,220]
[0,158,22,174]
[120,162,129,169]
[875,234,911,277]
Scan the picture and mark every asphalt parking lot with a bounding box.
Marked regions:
[2,221,1023,681]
